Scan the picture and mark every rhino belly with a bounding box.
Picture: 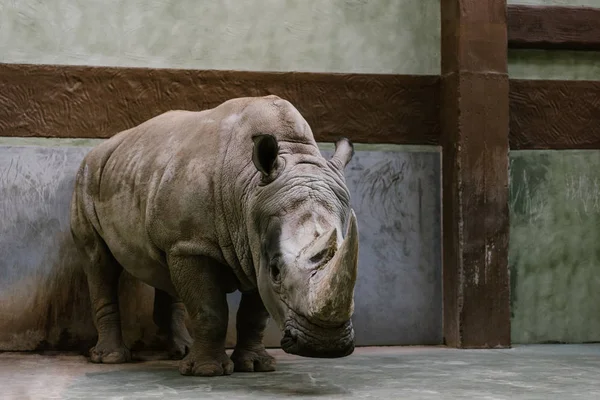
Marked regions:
[96,206,176,295]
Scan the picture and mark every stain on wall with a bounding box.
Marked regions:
[0,145,155,352]
[0,0,440,75]
[0,140,442,351]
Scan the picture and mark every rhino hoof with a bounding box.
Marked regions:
[231,348,276,372]
[89,345,131,364]
[178,353,234,377]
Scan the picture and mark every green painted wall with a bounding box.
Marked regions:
[509,50,600,80]
[508,1,600,343]
[0,0,440,74]
[510,151,600,343]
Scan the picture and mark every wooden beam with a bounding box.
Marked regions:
[1,64,599,151]
[440,0,511,348]
[0,63,440,145]
[510,79,600,150]
[508,5,600,51]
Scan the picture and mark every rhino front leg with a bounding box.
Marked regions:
[168,254,234,377]
[230,291,276,372]
[153,289,193,360]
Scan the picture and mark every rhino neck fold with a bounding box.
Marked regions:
[213,140,259,292]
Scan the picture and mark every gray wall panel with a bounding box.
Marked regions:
[0,141,442,351]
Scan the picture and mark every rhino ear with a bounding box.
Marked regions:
[330,137,354,170]
[252,134,279,177]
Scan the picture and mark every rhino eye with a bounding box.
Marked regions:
[310,248,330,265]
[269,260,281,283]
[310,247,334,266]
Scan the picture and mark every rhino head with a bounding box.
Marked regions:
[248,134,359,358]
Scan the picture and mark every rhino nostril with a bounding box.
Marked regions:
[281,328,298,350]
[283,328,297,342]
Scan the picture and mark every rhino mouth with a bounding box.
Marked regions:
[280,311,355,358]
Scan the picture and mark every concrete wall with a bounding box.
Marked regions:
[6,0,599,346]
[507,0,600,343]
[0,0,444,350]
[0,0,440,74]
[0,140,442,351]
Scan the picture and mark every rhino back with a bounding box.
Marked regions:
[74,95,320,292]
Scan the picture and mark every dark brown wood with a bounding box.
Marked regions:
[0,63,440,145]
[510,79,600,150]
[0,62,599,150]
[508,5,600,51]
[441,0,511,348]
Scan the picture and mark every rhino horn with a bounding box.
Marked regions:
[308,210,359,326]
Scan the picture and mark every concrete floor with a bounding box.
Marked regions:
[2,345,600,399]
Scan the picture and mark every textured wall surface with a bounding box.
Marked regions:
[0,0,440,75]
[0,0,443,351]
[0,140,442,351]
[0,64,441,145]
[508,1,600,80]
[508,80,600,150]
[508,0,600,344]
[509,151,600,343]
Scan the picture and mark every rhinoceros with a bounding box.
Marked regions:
[70,95,359,377]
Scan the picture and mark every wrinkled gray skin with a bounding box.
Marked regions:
[70,95,359,377]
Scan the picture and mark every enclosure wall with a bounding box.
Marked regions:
[0,0,444,351]
[508,0,600,343]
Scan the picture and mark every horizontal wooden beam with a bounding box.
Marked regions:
[508,5,600,51]
[0,63,440,145]
[1,63,600,150]
[509,79,600,150]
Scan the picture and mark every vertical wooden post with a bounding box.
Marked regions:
[441,0,511,348]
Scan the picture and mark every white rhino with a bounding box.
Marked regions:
[70,95,359,377]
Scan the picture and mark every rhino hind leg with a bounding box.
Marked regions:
[168,254,234,377]
[152,288,192,359]
[72,221,131,364]
[230,291,276,372]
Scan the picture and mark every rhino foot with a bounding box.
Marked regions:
[178,352,234,377]
[152,289,192,360]
[231,347,276,372]
[89,344,131,364]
